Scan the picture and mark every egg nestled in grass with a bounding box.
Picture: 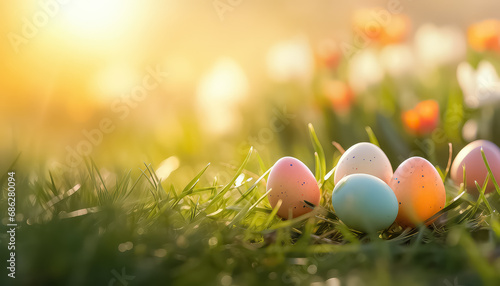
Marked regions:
[334,142,393,184]
[266,157,321,219]
[450,140,500,194]
[331,173,399,233]
[390,157,446,228]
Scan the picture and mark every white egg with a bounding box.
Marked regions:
[334,142,393,185]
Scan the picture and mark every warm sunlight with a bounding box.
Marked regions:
[59,0,135,39]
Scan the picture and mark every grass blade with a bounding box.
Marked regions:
[365,126,380,147]
[481,147,500,196]
[308,123,326,186]
[208,147,253,208]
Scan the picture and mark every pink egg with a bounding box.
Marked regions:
[390,157,446,228]
[450,140,500,194]
[267,157,321,219]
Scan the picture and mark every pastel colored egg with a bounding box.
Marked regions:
[267,157,321,219]
[450,140,500,194]
[389,157,446,228]
[331,174,399,233]
[334,142,393,185]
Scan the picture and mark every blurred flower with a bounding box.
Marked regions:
[322,79,354,115]
[266,35,314,83]
[402,100,440,135]
[414,24,466,69]
[380,44,415,78]
[467,19,500,52]
[457,60,500,108]
[348,49,384,93]
[197,58,249,135]
[316,38,341,69]
[462,119,478,142]
[352,9,410,46]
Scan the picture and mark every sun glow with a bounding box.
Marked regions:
[60,0,135,39]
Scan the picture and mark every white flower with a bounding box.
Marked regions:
[348,49,384,93]
[266,35,314,83]
[457,60,500,108]
[380,44,415,78]
[414,24,466,69]
[196,58,249,135]
[462,119,478,142]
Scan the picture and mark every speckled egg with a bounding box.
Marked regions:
[267,157,321,219]
[450,140,500,194]
[334,142,393,185]
[331,174,399,233]
[389,157,446,228]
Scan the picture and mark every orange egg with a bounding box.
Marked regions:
[267,157,321,219]
[450,140,500,194]
[389,157,446,228]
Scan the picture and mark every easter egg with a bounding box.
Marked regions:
[390,157,446,228]
[334,142,393,185]
[331,174,399,233]
[267,157,321,219]
[450,140,500,194]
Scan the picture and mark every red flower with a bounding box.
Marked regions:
[316,39,341,69]
[402,100,439,135]
[322,80,354,115]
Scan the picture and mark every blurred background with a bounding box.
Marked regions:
[1,0,500,185]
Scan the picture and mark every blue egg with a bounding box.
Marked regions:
[331,173,398,233]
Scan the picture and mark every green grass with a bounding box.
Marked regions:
[2,126,500,286]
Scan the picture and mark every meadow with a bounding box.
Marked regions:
[2,1,500,286]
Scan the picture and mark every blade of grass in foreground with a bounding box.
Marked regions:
[234,166,272,204]
[481,147,500,196]
[254,150,268,174]
[229,188,272,226]
[308,123,326,186]
[365,126,380,147]
[314,152,321,183]
[443,143,453,180]
[181,163,210,194]
[424,189,468,224]
[207,147,253,208]
[475,174,493,214]
[264,199,282,229]
[171,163,210,208]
